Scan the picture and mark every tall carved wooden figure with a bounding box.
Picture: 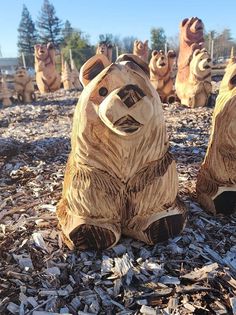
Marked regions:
[196,63,236,215]
[149,50,176,103]
[34,43,61,93]
[175,17,204,104]
[0,75,12,107]
[71,59,82,90]
[62,61,74,90]
[179,49,212,107]
[57,53,186,250]
[96,41,113,63]
[14,67,36,103]
[133,40,149,63]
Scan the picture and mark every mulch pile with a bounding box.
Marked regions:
[0,87,236,315]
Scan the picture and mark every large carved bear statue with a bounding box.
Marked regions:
[179,49,212,107]
[57,54,186,250]
[175,17,204,103]
[34,43,61,93]
[196,63,236,214]
[149,50,176,103]
[133,40,149,63]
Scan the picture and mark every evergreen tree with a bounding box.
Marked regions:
[61,20,73,43]
[17,4,38,67]
[150,27,166,51]
[37,0,62,47]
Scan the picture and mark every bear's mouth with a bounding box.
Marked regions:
[159,62,166,67]
[204,65,211,69]
[114,115,143,133]
[230,74,236,86]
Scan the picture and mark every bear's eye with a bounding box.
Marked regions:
[99,87,108,97]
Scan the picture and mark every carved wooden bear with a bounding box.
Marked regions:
[133,40,149,63]
[196,63,236,214]
[96,41,113,63]
[34,43,61,93]
[14,67,36,103]
[149,50,176,103]
[57,53,186,250]
[179,49,212,107]
[176,17,204,103]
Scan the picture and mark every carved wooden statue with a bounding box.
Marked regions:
[196,63,236,215]
[149,50,176,103]
[175,17,204,103]
[0,75,12,107]
[133,40,149,63]
[14,67,36,103]
[178,48,212,107]
[96,41,113,63]
[62,61,74,90]
[57,53,186,250]
[34,43,61,93]
[71,59,82,90]
[227,47,236,69]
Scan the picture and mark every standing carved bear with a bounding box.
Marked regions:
[196,63,236,215]
[133,40,149,63]
[175,17,204,103]
[14,67,36,103]
[34,43,61,93]
[96,41,113,63]
[179,49,212,107]
[57,53,186,250]
[149,50,176,103]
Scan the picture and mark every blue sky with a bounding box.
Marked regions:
[0,0,235,57]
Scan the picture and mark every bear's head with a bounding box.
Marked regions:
[181,17,204,46]
[190,49,212,80]
[133,40,148,56]
[34,43,54,60]
[14,67,30,84]
[149,50,176,78]
[78,53,161,138]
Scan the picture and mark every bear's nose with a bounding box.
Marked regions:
[118,84,145,108]
[207,58,211,63]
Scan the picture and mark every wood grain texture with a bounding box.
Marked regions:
[61,61,74,90]
[177,49,212,107]
[196,63,236,214]
[14,67,36,103]
[34,43,61,94]
[149,50,176,103]
[57,54,186,250]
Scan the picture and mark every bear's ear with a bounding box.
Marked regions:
[116,54,149,77]
[152,50,158,57]
[193,49,201,57]
[181,18,189,27]
[79,54,111,87]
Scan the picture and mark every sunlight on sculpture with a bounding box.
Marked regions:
[34,43,61,93]
[133,40,149,63]
[149,49,176,104]
[57,54,186,250]
[14,67,36,103]
[175,17,205,105]
[179,49,212,107]
[61,60,74,90]
[196,63,236,214]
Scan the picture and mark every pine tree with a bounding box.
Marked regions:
[61,20,73,44]
[150,27,166,51]
[37,0,62,47]
[17,4,38,67]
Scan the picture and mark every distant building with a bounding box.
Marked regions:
[0,57,18,75]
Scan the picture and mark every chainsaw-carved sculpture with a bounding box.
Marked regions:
[34,43,61,93]
[196,63,236,214]
[57,53,186,250]
[71,59,82,89]
[0,75,12,107]
[14,67,36,103]
[226,47,236,69]
[96,41,113,63]
[62,61,74,90]
[149,50,176,103]
[179,48,212,107]
[175,17,204,104]
[133,40,149,63]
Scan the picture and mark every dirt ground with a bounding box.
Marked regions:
[0,88,236,315]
